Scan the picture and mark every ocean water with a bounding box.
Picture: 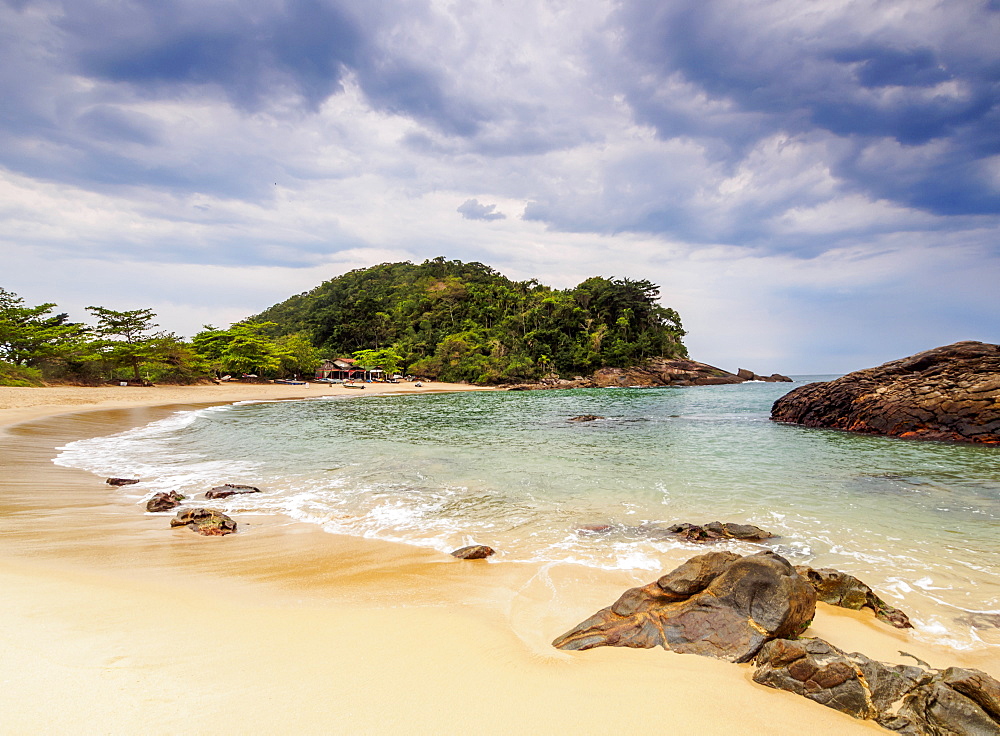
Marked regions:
[55,380,1000,649]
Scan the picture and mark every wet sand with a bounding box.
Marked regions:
[1,384,994,734]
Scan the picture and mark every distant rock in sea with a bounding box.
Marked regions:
[507,357,792,390]
[771,341,1000,445]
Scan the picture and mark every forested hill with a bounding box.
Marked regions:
[254,257,687,384]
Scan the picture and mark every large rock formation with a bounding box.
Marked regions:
[753,637,1000,735]
[587,358,788,388]
[552,550,816,662]
[508,358,792,389]
[771,341,1000,445]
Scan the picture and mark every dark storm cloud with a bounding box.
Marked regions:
[60,0,362,110]
[611,0,1000,217]
[0,0,483,201]
[53,0,485,131]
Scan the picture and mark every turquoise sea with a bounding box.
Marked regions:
[56,379,1000,649]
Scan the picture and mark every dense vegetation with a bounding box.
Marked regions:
[1,258,686,386]
[254,258,687,383]
[0,288,318,385]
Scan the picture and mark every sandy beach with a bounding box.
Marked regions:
[1,383,995,735]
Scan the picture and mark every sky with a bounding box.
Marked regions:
[1,0,998,374]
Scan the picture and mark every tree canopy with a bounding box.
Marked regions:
[0,288,83,368]
[254,257,687,383]
[2,259,687,386]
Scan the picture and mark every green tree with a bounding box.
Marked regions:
[191,325,231,374]
[0,288,83,368]
[352,347,403,376]
[278,332,321,378]
[250,258,687,383]
[86,306,163,382]
[218,323,287,377]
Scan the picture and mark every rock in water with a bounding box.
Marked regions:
[450,545,495,559]
[107,477,140,486]
[667,521,775,543]
[796,566,912,629]
[205,483,261,499]
[754,638,1000,735]
[552,550,816,662]
[771,341,1000,444]
[146,491,186,513]
[170,508,237,536]
[567,415,605,422]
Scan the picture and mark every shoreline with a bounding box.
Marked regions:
[1,384,994,734]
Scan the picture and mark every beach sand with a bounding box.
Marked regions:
[1,383,995,734]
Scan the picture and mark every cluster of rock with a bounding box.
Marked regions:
[507,358,791,390]
[771,341,1000,445]
[110,479,253,536]
[552,550,1000,734]
[667,521,775,543]
[120,475,501,552]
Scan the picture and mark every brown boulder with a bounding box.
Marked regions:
[589,358,746,387]
[771,341,1000,444]
[170,508,237,536]
[754,638,1000,735]
[107,477,140,486]
[205,483,261,499]
[450,545,495,559]
[753,637,925,720]
[505,357,792,390]
[796,566,912,629]
[146,491,186,513]
[667,521,775,543]
[552,550,816,662]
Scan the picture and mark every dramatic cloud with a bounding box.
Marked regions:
[1,0,997,372]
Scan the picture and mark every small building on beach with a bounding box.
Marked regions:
[316,358,387,382]
[316,358,362,380]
